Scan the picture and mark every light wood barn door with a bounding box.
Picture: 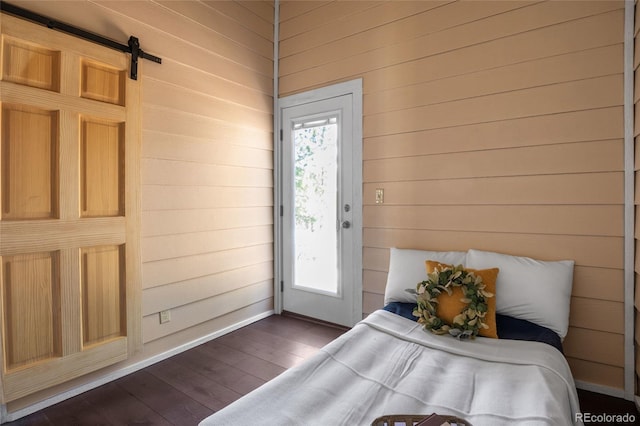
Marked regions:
[0,14,141,403]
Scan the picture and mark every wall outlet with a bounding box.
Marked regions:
[375,188,384,204]
[159,310,171,324]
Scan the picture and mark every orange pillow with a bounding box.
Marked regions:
[425,261,498,339]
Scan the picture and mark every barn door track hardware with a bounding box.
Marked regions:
[0,1,162,80]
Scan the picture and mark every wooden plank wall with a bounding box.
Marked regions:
[279,0,626,391]
[635,0,640,397]
[5,0,274,409]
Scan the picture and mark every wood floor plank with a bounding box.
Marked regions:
[6,411,54,426]
[81,382,173,425]
[195,340,287,382]
[224,325,322,359]
[116,370,211,425]
[213,329,307,368]
[41,394,111,425]
[146,358,242,412]
[252,314,347,347]
[173,347,268,395]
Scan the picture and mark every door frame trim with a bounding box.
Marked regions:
[274,79,363,327]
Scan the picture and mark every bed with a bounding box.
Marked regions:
[199,248,583,426]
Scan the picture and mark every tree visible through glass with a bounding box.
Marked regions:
[293,119,338,294]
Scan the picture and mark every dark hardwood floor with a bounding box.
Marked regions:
[576,389,639,424]
[6,314,639,425]
[6,314,347,426]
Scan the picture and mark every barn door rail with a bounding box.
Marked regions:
[0,1,161,80]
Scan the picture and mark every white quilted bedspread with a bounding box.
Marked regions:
[200,310,582,426]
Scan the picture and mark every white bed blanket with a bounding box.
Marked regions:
[200,310,582,426]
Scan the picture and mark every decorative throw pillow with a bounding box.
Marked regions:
[466,249,574,340]
[384,248,467,305]
[418,261,499,339]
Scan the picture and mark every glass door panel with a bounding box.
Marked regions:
[293,117,339,295]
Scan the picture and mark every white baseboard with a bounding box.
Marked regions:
[0,310,274,424]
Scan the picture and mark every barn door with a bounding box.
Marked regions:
[0,14,141,402]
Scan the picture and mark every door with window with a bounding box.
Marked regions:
[280,82,362,328]
[0,13,141,402]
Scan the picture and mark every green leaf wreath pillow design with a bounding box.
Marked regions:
[408,262,498,339]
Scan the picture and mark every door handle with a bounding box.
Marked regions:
[342,220,351,229]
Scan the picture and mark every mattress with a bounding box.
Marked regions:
[199,310,582,426]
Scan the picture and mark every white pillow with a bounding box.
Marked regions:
[384,248,467,305]
[465,249,574,339]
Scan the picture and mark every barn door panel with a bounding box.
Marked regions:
[2,252,61,371]
[1,104,59,220]
[0,13,141,403]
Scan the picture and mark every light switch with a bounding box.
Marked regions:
[375,188,384,204]
[159,310,171,324]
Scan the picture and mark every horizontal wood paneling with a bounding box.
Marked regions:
[363,173,623,205]
[279,1,329,23]
[280,1,373,40]
[281,0,627,391]
[143,244,273,289]
[635,273,640,311]
[143,281,273,343]
[635,0,640,395]
[143,262,273,315]
[636,313,640,347]
[142,159,272,187]
[143,105,271,151]
[144,79,272,132]
[142,186,272,211]
[235,1,274,24]
[568,358,624,389]
[203,1,274,41]
[286,2,620,78]
[141,226,273,262]
[143,60,272,113]
[364,107,623,161]
[569,298,624,334]
[364,140,622,182]
[141,131,272,170]
[364,228,622,269]
[364,23,621,97]
[572,267,624,303]
[363,247,390,273]
[363,270,387,296]
[362,263,623,306]
[637,347,640,393]
[633,241,640,271]
[364,45,622,116]
[280,1,449,58]
[281,8,623,95]
[363,205,623,237]
[636,0,640,392]
[141,207,272,237]
[564,328,624,367]
[362,292,383,318]
[282,1,553,76]
[99,1,272,75]
[364,75,622,137]
[156,1,273,59]
[363,246,623,301]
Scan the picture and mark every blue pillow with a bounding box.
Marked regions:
[382,302,563,353]
[383,301,419,322]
